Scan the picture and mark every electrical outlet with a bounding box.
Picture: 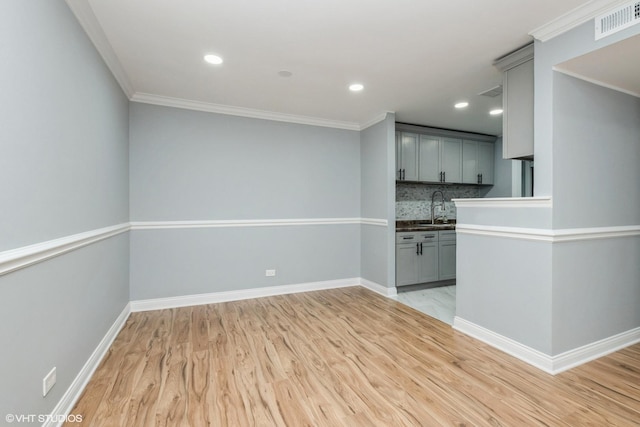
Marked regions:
[43,367,56,397]
[265,269,276,277]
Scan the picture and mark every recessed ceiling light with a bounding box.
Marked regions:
[204,54,223,65]
[489,109,503,116]
[349,83,364,92]
[454,102,469,109]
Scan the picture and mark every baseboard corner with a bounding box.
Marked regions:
[45,303,131,427]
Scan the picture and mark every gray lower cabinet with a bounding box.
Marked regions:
[438,231,457,281]
[396,230,455,286]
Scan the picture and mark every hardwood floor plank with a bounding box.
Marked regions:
[154,343,190,427]
[66,287,640,427]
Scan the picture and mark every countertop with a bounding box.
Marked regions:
[396,220,457,232]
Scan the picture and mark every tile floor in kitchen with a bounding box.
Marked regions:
[393,284,456,325]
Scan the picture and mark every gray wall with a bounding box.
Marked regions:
[534,20,640,199]
[482,137,515,198]
[1,2,129,251]
[457,21,640,359]
[129,104,360,220]
[552,73,640,229]
[0,0,129,420]
[360,113,396,287]
[549,73,640,354]
[129,103,362,299]
[456,233,553,353]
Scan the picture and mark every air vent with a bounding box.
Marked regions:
[595,1,640,40]
[478,85,503,97]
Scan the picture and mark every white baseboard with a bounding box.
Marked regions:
[45,303,131,427]
[130,278,361,312]
[551,326,640,374]
[453,317,555,373]
[454,316,640,375]
[359,278,397,297]
[130,277,397,312]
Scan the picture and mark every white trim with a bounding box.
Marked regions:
[454,317,640,375]
[455,223,640,242]
[45,304,131,427]
[453,317,554,373]
[551,326,640,374]
[359,112,393,131]
[529,0,630,42]
[452,196,552,209]
[130,278,360,312]
[131,93,362,131]
[130,218,387,230]
[0,219,387,276]
[65,0,135,97]
[360,218,389,227]
[553,67,640,98]
[0,223,130,277]
[494,44,534,72]
[456,224,555,242]
[359,278,397,297]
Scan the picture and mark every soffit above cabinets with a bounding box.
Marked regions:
[68,0,590,133]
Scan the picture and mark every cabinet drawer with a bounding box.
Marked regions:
[396,232,438,243]
[439,230,456,241]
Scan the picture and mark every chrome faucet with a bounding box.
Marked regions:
[431,190,446,224]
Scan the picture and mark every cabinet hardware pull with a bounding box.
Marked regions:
[443,171,446,182]
[403,236,413,240]
[420,243,423,255]
[402,169,405,180]
[416,243,420,255]
[480,173,483,184]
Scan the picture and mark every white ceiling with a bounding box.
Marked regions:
[75,0,592,134]
[555,33,640,97]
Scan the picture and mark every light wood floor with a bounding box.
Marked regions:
[66,287,640,426]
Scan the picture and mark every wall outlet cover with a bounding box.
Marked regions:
[265,269,276,277]
[43,367,56,397]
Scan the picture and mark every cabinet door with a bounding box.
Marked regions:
[440,138,462,183]
[396,243,419,286]
[503,59,534,159]
[395,132,401,180]
[418,135,440,182]
[477,142,494,185]
[438,241,457,280]
[462,140,478,184]
[417,241,439,283]
[399,133,419,181]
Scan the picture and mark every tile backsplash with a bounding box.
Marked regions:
[396,183,480,220]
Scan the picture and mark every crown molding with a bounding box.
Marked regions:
[65,0,135,98]
[494,44,534,72]
[131,93,363,131]
[529,0,631,42]
[359,112,394,131]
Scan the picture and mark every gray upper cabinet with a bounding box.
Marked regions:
[396,132,419,181]
[440,138,462,183]
[495,44,534,160]
[477,142,494,185]
[462,140,494,185]
[462,140,478,184]
[412,133,462,183]
[418,135,439,182]
[396,124,495,185]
